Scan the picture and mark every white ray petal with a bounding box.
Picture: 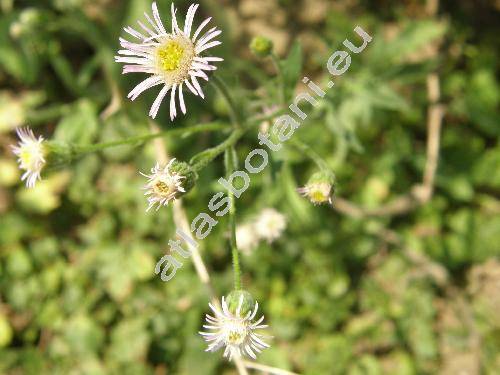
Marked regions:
[184,3,199,36]
[149,84,170,118]
[178,84,187,114]
[196,40,222,54]
[193,17,211,41]
[190,75,205,98]
[169,84,177,120]
[152,2,167,34]
[171,3,180,34]
[128,75,163,100]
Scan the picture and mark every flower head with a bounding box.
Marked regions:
[297,171,335,205]
[11,127,46,188]
[250,36,274,58]
[115,2,223,120]
[236,223,259,255]
[200,292,270,360]
[141,159,186,211]
[254,208,286,243]
[297,182,333,205]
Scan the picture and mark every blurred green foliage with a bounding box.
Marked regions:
[0,0,499,374]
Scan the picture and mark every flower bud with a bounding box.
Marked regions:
[250,36,274,58]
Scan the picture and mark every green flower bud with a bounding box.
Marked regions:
[250,36,274,58]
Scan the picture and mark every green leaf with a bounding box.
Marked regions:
[54,100,99,144]
[280,41,303,101]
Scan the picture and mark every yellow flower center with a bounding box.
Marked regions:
[228,329,245,345]
[155,36,196,85]
[157,41,185,72]
[310,189,328,203]
[225,320,247,345]
[154,180,174,196]
[20,150,33,167]
[18,143,44,170]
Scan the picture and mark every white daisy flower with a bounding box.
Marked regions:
[115,2,223,120]
[236,223,259,255]
[11,127,46,188]
[141,159,185,211]
[200,295,270,360]
[254,208,287,243]
[297,181,333,205]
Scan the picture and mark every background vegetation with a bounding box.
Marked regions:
[0,0,499,374]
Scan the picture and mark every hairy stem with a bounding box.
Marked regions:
[190,127,246,172]
[225,147,242,290]
[76,122,227,155]
[270,53,287,105]
[288,137,332,172]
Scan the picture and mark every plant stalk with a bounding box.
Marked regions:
[225,147,242,290]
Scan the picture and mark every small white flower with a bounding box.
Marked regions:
[297,181,333,205]
[115,2,223,120]
[236,223,259,255]
[11,127,46,188]
[200,295,270,360]
[254,208,286,243]
[141,159,185,211]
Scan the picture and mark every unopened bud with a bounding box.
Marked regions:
[250,36,274,58]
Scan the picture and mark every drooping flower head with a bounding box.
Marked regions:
[254,208,287,243]
[297,182,333,205]
[115,2,223,120]
[141,159,186,211]
[200,291,270,361]
[297,170,335,205]
[11,127,46,188]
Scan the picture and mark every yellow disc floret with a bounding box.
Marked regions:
[225,321,247,345]
[19,143,44,171]
[155,36,196,85]
[20,150,33,167]
[157,40,185,72]
[153,179,175,196]
[310,189,329,204]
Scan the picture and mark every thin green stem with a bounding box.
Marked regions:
[76,122,227,155]
[211,74,241,128]
[248,106,288,125]
[270,53,287,105]
[288,137,331,172]
[225,147,242,290]
[190,128,246,172]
